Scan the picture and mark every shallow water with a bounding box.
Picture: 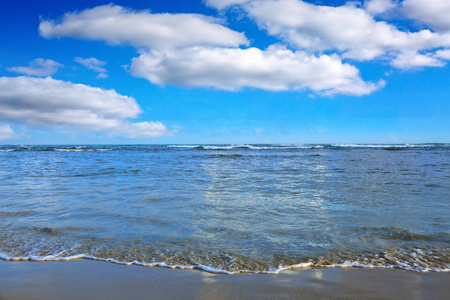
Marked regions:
[0,144,449,273]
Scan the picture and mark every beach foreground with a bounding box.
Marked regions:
[0,260,449,299]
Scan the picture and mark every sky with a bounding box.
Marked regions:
[0,0,449,144]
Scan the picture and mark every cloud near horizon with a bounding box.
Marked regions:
[0,76,173,139]
[0,125,19,141]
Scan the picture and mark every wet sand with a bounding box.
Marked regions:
[0,259,449,299]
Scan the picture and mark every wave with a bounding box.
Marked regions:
[329,144,444,149]
[357,227,450,242]
[167,145,202,149]
[1,225,448,274]
[0,146,113,152]
[168,144,448,151]
[1,246,448,274]
[1,144,447,153]
[168,144,321,150]
[54,148,113,152]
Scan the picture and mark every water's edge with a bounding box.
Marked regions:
[2,253,449,275]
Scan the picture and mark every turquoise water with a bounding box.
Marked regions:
[0,144,449,273]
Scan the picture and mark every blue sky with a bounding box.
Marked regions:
[0,0,449,144]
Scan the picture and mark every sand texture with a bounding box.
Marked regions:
[0,260,449,299]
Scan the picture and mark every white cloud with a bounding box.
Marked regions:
[122,121,173,138]
[39,4,248,49]
[7,58,63,76]
[403,0,450,32]
[391,51,445,69]
[74,57,108,78]
[205,0,250,10]
[96,73,108,79]
[130,46,384,96]
[435,49,450,60]
[364,0,397,15]
[0,76,173,138]
[391,48,450,69]
[235,0,450,61]
[40,1,450,96]
[74,57,107,73]
[0,125,19,140]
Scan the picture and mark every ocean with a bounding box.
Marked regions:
[0,144,449,274]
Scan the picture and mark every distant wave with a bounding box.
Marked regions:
[168,144,322,150]
[330,144,441,148]
[54,148,113,152]
[1,144,447,153]
[0,146,113,152]
[167,144,446,151]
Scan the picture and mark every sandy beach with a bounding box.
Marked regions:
[0,259,448,299]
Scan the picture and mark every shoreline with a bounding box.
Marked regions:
[1,260,449,299]
[2,250,448,274]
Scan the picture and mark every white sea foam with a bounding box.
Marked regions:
[54,148,113,152]
[168,145,201,148]
[315,261,450,273]
[169,144,318,150]
[169,144,443,150]
[202,145,236,150]
[55,149,84,152]
[1,252,448,274]
[331,144,436,148]
[0,253,86,261]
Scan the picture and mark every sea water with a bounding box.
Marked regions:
[0,144,449,273]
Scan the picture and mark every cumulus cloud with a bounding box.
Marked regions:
[39,4,248,49]
[207,0,450,70]
[0,125,19,140]
[0,76,173,138]
[74,57,108,78]
[37,2,384,95]
[7,58,63,76]
[130,46,384,96]
[40,1,450,96]
[403,0,450,32]
[364,0,397,15]
[231,0,450,61]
